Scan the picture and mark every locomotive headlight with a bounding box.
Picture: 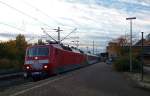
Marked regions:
[43,65,48,69]
[35,57,38,60]
[26,66,30,70]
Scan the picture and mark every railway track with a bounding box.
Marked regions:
[0,71,61,92]
[0,64,97,92]
[0,72,23,80]
[0,72,31,92]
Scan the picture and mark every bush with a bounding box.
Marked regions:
[11,60,22,70]
[0,59,22,70]
[0,58,12,69]
[113,57,141,72]
[0,34,27,71]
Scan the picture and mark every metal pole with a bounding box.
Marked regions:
[86,46,88,52]
[130,20,132,72]
[76,40,79,48]
[141,32,144,81]
[93,40,94,54]
[126,17,136,72]
[58,27,60,44]
[53,26,63,44]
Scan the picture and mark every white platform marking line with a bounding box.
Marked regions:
[10,75,68,96]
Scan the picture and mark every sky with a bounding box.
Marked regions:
[0,0,150,53]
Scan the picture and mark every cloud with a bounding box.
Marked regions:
[118,0,150,7]
[0,32,38,39]
[0,0,150,53]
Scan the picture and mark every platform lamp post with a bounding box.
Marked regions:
[141,32,144,81]
[126,17,136,72]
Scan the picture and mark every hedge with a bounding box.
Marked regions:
[113,57,141,72]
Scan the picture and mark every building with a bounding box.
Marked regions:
[107,42,118,59]
[106,34,150,65]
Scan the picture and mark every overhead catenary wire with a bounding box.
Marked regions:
[41,28,58,43]
[23,1,82,30]
[0,0,78,42]
[0,21,44,43]
[0,22,25,32]
[23,1,65,26]
[0,0,54,41]
[60,28,77,42]
[0,0,51,27]
[0,0,100,52]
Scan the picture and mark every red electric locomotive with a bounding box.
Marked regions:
[23,43,99,79]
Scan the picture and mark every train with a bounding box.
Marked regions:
[23,43,99,79]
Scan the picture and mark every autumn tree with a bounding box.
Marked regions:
[0,34,28,69]
[108,35,141,72]
[109,35,129,57]
[15,34,28,66]
[0,40,17,59]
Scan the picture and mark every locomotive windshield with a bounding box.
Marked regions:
[27,47,49,57]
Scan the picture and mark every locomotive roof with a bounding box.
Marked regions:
[28,44,82,54]
[52,44,82,54]
[28,44,98,57]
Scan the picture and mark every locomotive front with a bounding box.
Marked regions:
[23,45,50,78]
